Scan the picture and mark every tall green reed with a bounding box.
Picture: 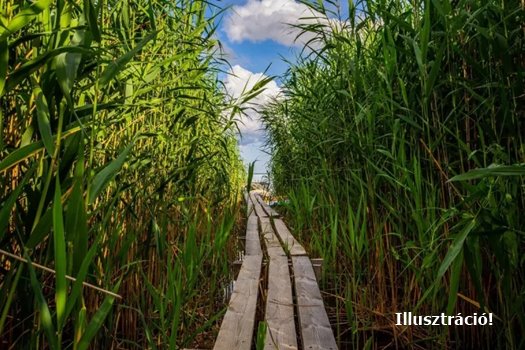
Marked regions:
[263,0,524,348]
[0,0,260,347]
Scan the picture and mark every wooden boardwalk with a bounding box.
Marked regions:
[214,192,337,350]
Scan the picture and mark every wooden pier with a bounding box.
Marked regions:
[214,192,337,350]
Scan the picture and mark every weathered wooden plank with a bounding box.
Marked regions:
[255,194,280,218]
[214,255,262,350]
[259,218,282,251]
[266,245,287,258]
[292,256,337,350]
[264,254,298,350]
[250,192,268,218]
[245,214,262,256]
[272,219,307,256]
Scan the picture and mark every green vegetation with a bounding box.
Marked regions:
[0,0,255,348]
[2,0,524,348]
[263,0,524,348]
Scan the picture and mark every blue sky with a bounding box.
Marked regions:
[213,0,347,180]
[215,0,300,180]
[211,0,298,178]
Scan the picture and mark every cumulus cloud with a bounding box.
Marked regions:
[224,65,281,145]
[224,64,281,103]
[224,0,331,47]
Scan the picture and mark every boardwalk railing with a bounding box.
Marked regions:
[214,191,337,350]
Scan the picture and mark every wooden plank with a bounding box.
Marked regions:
[272,219,307,256]
[292,256,337,350]
[266,245,287,258]
[255,194,280,218]
[250,192,268,218]
[260,217,297,348]
[245,214,262,256]
[264,254,298,350]
[259,218,282,251]
[214,255,262,350]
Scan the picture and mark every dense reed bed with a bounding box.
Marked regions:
[0,0,254,348]
[263,0,524,348]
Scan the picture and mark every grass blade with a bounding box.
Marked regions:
[53,176,68,332]
[99,31,157,87]
[450,165,525,181]
[26,252,59,350]
[76,281,121,350]
[34,84,55,157]
[0,0,53,41]
[88,143,133,204]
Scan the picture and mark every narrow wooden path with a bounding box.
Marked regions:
[214,191,337,350]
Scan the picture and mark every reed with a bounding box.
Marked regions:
[0,0,257,347]
[263,0,525,348]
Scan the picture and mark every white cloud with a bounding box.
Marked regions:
[224,64,281,102]
[224,0,330,47]
[224,65,281,146]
